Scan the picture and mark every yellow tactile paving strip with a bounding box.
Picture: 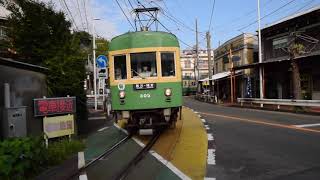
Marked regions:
[133,107,208,180]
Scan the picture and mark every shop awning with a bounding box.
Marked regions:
[198,70,243,82]
[211,71,231,80]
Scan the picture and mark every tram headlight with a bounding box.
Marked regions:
[164,88,172,96]
[119,91,126,99]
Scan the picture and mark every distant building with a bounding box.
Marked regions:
[180,49,214,80]
[213,33,258,102]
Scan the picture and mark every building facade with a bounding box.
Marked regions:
[260,6,320,100]
[213,33,258,102]
[180,49,214,80]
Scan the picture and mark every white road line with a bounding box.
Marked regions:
[293,123,320,128]
[78,152,85,169]
[207,133,214,141]
[150,151,192,180]
[207,149,216,165]
[194,111,199,114]
[113,123,129,135]
[132,137,146,148]
[88,116,105,120]
[204,177,216,180]
[79,174,88,180]
[97,127,109,132]
[205,125,210,130]
[201,119,206,123]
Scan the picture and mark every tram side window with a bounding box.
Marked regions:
[161,52,175,77]
[114,55,127,80]
[130,52,157,78]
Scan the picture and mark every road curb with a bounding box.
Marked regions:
[187,106,217,180]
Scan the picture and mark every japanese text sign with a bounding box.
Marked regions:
[33,97,76,117]
[43,114,74,138]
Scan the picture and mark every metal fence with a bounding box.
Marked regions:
[237,98,320,108]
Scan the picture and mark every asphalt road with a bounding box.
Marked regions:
[184,97,320,180]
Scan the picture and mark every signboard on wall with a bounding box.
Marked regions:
[43,114,74,138]
[33,97,76,117]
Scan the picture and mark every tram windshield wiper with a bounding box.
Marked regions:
[131,69,146,79]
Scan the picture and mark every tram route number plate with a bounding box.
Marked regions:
[133,83,156,90]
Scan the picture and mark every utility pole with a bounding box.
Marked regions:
[257,0,264,104]
[195,19,199,82]
[206,31,213,95]
[92,18,99,110]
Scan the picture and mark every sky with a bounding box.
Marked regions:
[42,0,320,49]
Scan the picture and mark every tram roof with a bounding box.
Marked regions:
[109,31,179,51]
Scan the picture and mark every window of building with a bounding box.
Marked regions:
[131,52,157,78]
[185,59,191,68]
[272,36,288,49]
[161,52,175,77]
[0,26,6,37]
[114,55,127,80]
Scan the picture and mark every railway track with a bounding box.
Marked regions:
[114,130,163,180]
[68,135,131,180]
[69,128,164,180]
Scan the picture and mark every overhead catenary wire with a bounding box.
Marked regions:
[136,0,194,48]
[115,0,135,30]
[238,0,296,31]
[150,0,206,36]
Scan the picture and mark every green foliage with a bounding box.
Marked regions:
[5,0,93,106]
[0,137,46,179]
[46,139,85,165]
[0,137,85,180]
[6,0,72,64]
[96,38,109,57]
[289,43,305,57]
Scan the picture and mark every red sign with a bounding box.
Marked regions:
[34,97,76,117]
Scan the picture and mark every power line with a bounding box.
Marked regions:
[136,0,194,48]
[61,0,79,31]
[82,0,90,32]
[208,0,216,31]
[150,0,205,35]
[238,0,296,31]
[115,0,135,30]
[75,0,85,30]
[214,0,275,32]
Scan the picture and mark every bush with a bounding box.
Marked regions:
[46,139,85,165]
[0,137,85,180]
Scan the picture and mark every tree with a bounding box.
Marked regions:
[5,0,72,65]
[289,42,305,99]
[4,0,92,121]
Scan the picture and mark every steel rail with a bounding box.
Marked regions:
[68,135,131,179]
[115,130,164,180]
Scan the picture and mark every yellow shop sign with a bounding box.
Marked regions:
[43,114,74,138]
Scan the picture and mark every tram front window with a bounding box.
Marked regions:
[161,52,175,77]
[130,52,157,78]
[114,55,127,80]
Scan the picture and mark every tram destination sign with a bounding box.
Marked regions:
[33,97,76,117]
[133,83,157,90]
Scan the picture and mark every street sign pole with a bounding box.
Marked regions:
[93,19,97,110]
[96,55,108,110]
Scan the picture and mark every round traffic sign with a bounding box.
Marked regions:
[96,55,108,68]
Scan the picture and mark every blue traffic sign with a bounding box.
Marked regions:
[96,55,108,68]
